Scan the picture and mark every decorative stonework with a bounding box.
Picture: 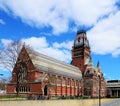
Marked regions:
[71,30,106,97]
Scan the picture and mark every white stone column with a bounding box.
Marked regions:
[117,89,118,97]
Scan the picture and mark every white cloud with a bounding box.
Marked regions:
[0,19,5,25]
[39,32,52,36]
[1,39,13,47]
[0,0,118,34]
[88,11,120,57]
[1,36,73,63]
[70,0,117,26]
[40,47,71,63]
[0,0,120,56]
[53,41,73,50]
[21,37,72,63]
[22,37,48,49]
[1,37,72,63]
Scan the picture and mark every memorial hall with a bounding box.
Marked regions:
[7,30,106,97]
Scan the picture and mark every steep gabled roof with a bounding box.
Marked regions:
[25,47,82,80]
[84,57,98,76]
[95,61,104,77]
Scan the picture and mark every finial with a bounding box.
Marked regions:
[88,56,93,65]
[23,42,26,47]
[97,61,100,67]
[89,56,92,62]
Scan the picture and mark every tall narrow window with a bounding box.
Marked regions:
[72,80,74,86]
[18,61,28,83]
[57,76,61,84]
[62,78,66,85]
[50,75,55,84]
[68,79,70,85]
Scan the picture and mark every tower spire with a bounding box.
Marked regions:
[97,61,100,68]
[89,56,92,62]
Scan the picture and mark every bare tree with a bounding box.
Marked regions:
[0,78,6,90]
[0,41,23,74]
[0,40,32,96]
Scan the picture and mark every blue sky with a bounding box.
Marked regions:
[0,0,120,80]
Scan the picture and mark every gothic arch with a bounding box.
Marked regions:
[44,85,48,96]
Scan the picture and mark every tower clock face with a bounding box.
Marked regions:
[80,38,83,44]
[75,38,83,47]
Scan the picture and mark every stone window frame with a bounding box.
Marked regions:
[17,61,28,83]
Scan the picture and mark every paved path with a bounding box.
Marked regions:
[95,98,120,106]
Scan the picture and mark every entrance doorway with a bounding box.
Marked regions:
[44,85,48,96]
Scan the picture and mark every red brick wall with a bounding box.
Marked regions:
[62,86,66,95]
[12,47,36,82]
[72,58,85,73]
[30,83,42,94]
[6,84,15,93]
[7,46,83,97]
[49,85,56,95]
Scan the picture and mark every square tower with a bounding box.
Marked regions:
[71,30,91,73]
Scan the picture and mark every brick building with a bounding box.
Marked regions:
[7,45,82,97]
[7,30,106,97]
[106,80,120,97]
[71,30,106,97]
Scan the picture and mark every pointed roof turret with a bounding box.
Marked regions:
[96,61,101,73]
[97,61,100,68]
[86,57,94,68]
[23,42,26,47]
[89,56,92,63]
[84,57,97,76]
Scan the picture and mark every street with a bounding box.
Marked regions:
[95,98,120,106]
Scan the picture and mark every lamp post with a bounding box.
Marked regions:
[98,75,101,106]
[78,80,80,97]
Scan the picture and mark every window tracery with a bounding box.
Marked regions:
[17,61,28,83]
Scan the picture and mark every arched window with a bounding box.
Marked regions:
[72,80,74,86]
[76,80,79,87]
[62,78,66,85]
[68,79,70,85]
[17,61,28,83]
[57,76,61,84]
[50,75,55,84]
[15,86,30,92]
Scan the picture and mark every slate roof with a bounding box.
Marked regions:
[26,47,82,80]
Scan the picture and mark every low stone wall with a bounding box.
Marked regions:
[0,99,112,106]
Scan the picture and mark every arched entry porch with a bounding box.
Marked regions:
[44,85,48,96]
